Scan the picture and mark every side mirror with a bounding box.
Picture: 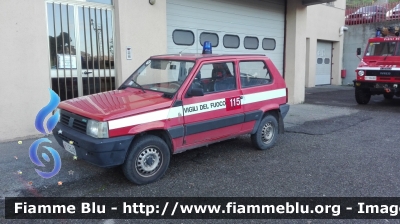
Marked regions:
[187,87,204,97]
[357,48,361,56]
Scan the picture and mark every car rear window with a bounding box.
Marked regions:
[239,61,273,88]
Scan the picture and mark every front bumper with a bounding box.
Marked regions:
[52,123,134,168]
[353,80,400,95]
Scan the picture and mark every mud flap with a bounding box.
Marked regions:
[278,112,284,134]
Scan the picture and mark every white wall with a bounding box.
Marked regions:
[0,0,168,142]
[305,0,346,87]
[0,0,50,142]
[285,0,308,104]
[114,0,167,86]
[284,0,346,103]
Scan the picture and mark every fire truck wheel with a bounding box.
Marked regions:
[251,114,278,150]
[355,87,371,105]
[122,135,170,185]
[384,92,394,100]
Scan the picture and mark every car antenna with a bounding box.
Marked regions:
[179,46,190,56]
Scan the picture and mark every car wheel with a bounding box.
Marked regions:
[384,92,394,100]
[122,135,170,185]
[355,87,371,105]
[251,114,279,150]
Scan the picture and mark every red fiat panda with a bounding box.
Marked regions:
[53,45,289,185]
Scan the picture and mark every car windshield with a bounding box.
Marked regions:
[121,59,195,94]
[395,4,400,9]
[365,41,400,56]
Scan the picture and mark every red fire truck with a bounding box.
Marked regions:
[354,26,400,104]
[52,42,289,185]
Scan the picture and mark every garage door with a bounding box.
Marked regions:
[315,41,332,85]
[166,0,285,74]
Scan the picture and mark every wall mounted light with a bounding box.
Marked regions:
[339,26,348,36]
[149,0,156,5]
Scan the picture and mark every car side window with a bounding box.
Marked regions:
[239,61,273,88]
[188,62,236,94]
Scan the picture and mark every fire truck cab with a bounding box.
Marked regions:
[52,42,289,185]
[354,26,400,104]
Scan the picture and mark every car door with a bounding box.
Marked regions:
[181,60,244,147]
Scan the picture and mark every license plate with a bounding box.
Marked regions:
[63,141,76,156]
[365,76,376,81]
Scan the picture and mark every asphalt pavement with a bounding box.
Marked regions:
[1,85,400,224]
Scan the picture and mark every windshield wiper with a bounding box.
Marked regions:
[132,79,146,93]
[162,92,174,99]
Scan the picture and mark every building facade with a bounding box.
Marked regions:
[0,0,345,142]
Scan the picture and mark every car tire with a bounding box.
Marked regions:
[251,114,279,150]
[122,135,170,185]
[384,92,394,100]
[355,87,371,105]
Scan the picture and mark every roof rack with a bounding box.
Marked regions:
[376,26,400,37]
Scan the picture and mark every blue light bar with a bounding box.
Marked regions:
[202,41,212,54]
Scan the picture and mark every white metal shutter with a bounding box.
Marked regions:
[166,0,285,74]
[315,41,332,85]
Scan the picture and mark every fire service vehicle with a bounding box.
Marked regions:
[52,42,289,185]
[354,26,400,104]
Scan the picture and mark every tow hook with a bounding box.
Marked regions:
[385,88,391,93]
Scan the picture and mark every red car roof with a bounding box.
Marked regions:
[150,53,268,61]
[369,37,400,42]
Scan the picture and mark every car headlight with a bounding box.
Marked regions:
[358,70,365,76]
[87,120,109,138]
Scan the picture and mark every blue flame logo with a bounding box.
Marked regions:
[30,88,62,179]
[35,88,60,135]
[29,138,62,179]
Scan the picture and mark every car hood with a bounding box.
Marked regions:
[359,58,400,67]
[58,88,174,121]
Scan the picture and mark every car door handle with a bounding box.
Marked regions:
[83,71,92,75]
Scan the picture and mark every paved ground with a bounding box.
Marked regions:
[1,85,400,223]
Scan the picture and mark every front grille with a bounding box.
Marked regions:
[59,110,88,133]
[60,114,69,125]
[366,70,400,77]
[73,119,87,133]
